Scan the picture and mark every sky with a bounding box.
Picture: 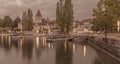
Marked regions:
[0,0,99,20]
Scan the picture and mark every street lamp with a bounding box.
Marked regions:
[105,24,107,39]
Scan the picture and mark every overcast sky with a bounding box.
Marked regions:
[0,0,99,20]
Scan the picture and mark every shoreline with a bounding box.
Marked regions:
[88,40,120,63]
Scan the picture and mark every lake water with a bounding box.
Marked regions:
[0,35,119,64]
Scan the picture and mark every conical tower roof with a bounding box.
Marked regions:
[36,9,42,17]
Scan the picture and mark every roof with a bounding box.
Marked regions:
[34,23,47,26]
[36,10,42,17]
[79,18,94,25]
[37,23,47,26]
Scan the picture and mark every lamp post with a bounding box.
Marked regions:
[104,24,108,42]
[105,24,107,38]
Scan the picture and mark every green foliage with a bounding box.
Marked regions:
[4,16,13,29]
[56,0,74,33]
[12,16,21,30]
[27,9,34,30]
[22,11,27,31]
[64,0,74,33]
[0,16,13,32]
[0,18,5,27]
[56,0,64,31]
[22,9,34,31]
[92,0,120,32]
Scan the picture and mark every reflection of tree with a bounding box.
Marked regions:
[2,36,12,52]
[0,36,21,52]
[0,36,35,60]
[56,43,73,64]
[12,39,19,50]
[35,48,42,59]
[22,38,33,60]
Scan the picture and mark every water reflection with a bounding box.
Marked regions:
[56,42,73,64]
[72,44,76,53]
[93,58,101,64]
[42,37,46,46]
[12,37,19,50]
[93,47,120,64]
[8,36,11,47]
[35,36,48,59]
[83,45,86,56]
[22,37,33,60]
[2,35,12,51]
[48,43,51,48]
[0,35,119,64]
[19,37,24,47]
[64,42,67,51]
[36,36,40,48]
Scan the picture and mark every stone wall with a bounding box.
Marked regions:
[89,36,120,58]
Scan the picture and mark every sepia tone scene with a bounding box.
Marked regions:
[0,0,120,64]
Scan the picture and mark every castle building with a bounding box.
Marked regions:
[35,10,42,24]
[33,10,49,34]
[17,9,56,34]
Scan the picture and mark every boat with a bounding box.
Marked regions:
[46,35,73,42]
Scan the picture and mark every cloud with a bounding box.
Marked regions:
[0,0,99,20]
[16,0,23,6]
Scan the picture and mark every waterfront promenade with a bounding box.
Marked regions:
[88,33,120,63]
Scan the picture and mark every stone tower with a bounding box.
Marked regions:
[35,10,42,24]
[33,9,43,33]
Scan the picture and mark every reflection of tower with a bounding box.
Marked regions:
[35,36,46,58]
[35,36,41,58]
[56,43,73,64]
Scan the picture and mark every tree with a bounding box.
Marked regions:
[4,16,13,30]
[22,9,34,31]
[12,16,21,30]
[27,9,34,31]
[92,0,120,32]
[0,18,5,27]
[56,0,74,34]
[22,11,27,31]
[56,0,64,32]
[64,0,74,33]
